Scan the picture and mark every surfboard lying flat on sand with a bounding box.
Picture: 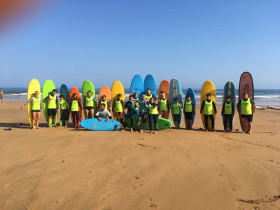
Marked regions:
[60,84,69,126]
[158,80,170,119]
[185,88,196,129]
[69,87,82,125]
[111,81,125,120]
[27,79,41,128]
[267,106,280,110]
[81,118,121,131]
[239,72,254,132]
[42,80,57,127]
[170,78,183,127]
[125,117,171,130]
[82,80,96,116]
[222,81,236,130]
[200,80,216,130]
[256,106,265,110]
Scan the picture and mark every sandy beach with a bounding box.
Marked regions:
[0,101,280,210]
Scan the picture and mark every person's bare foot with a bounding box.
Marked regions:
[154,131,157,134]
[130,128,133,132]
[65,126,67,128]
[149,131,152,134]
[140,129,143,133]
[36,127,40,129]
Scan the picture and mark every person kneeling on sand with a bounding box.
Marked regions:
[96,103,111,122]
[200,93,217,131]
[237,92,256,134]
[21,90,42,129]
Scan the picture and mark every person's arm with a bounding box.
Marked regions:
[200,101,205,113]
[237,100,241,114]
[212,101,217,114]
[78,100,83,110]
[192,101,196,114]
[251,99,256,113]
[21,97,34,109]
[56,96,59,108]
[112,100,115,110]
[167,99,170,110]
[232,103,234,115]
[43,95,50,102]
[221,103,225,115]
[69,99,72,110]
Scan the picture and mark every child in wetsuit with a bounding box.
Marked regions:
[59,95,69,127]
[184,94,195,130]
[200,93,217,131]
[221,95,234,132]
[69,93,83,128]
[171,98,182,129]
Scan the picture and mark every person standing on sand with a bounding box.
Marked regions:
[237,92,256,134]
[84,91,96,119]
[159,92,170,119]
[69,93,83,129]
[122,95,138,132]
[137,94,149,133]
[0,90,4,104]
[44,89,59,128]
[221,95,234,132]
[171,97,182,129]
[58,95,69,128]
[148,96,160,134]
[200,93,217,131]
[184,94,195,130]
[21,91,42,129]
[112,93,124,122]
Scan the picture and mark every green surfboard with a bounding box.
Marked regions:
[125,117,171,130]
[42,80,57,127]
[82,80,96,117]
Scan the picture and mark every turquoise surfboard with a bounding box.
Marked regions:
[170,78,183,127]
[81,118,121,131]
[130,74,144,116]
[185,88,196,129]
[223,81,236,130]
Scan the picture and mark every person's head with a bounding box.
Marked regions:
[161,92,166,99]
[206,93,211,100]
[129,95,134,102]
[59,95,64,100]
[150,96,155,104]
[226,95,231,102]
[117,94,122,99]
[102,95,106,101]
[133,92,138,98]
[87,91,92,97]
[147,88,151,95]
[186,94,191,101]
[142,94,146,101]
[174,97,178,103]
[52,89,57,95]
[100,103,105,111]
[73,93,77,99]
[34,91,39,97]
[243,93,248,99]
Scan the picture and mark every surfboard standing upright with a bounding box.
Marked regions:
[42,80,57,127]
[200,81,216,130]
[185,88,196,129]
[222,81,236,131]
[82,80,96,118]
[158,80,170,119]
[130,74,144,116]
[143,74,156,100]
[238,72,254,132]
[60,84,70,126]
[27,79,41,128]
[111,81,125,120]
[170,78,183,127]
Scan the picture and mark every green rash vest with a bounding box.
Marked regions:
[172,103,181,115]
[114,99,123,113]
[148,103,159,115]
[32,97,41,110]
[71,100,79,112]
[86,97,94,107]
[184,100,193,112]
[204,100,213,115]
[59,99,69,110]
[241,99,252,115]
[160,98,168,111]
[224,102,233,115]
[48,94,57,109]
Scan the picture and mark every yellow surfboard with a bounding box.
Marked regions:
[200,80,216,130]
[27,79,41,128]
[111,81,125,120]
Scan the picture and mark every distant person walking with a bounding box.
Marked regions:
[0,90,4,104]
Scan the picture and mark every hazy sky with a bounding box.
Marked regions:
[0,0,279,89]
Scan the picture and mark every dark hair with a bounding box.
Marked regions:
[207,93,211,97]
[226,95,231,99]
[186,94,191,98]
[87,91,91,94]
[147,88,151,91]
[117,94,122,97]
[174,97,178,101]
[73,93,77,97]
[52,89,57,92]
[101,103,105,107]
[59,95,64,98]
[129,95,134,98]
[102,95,106,98]
[35,91,39,94]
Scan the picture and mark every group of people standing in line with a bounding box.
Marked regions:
[21,88,256,134]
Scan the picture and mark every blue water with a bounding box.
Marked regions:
[1,87,280,105]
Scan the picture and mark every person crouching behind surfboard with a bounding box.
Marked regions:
[96,103,111,122]
[148,96,160,134]
[171,98,182,129]
[237,93,256,134]
[84,91,96,119]
[99,95,110,112]
[44,89,59,128]
[159,92,170,119]
[137,94,149,133]
[221,95,234,132]
[69,93,83,129]
[112,94,124,122]
[21,90,42,129]
[200,93,217,131]
[58,95,69,128]
[184,94,195,130]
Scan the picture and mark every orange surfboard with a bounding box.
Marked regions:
[158,80,170,119]
[98,86,111,111]
[69,87,82,125]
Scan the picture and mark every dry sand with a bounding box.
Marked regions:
[0,101,280,210]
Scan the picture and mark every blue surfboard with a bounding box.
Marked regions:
[185,88,196,129]
[130,74,144,116]
[81,118,121,131]
[170,78,183,127]
[222,81,236,131]
[143,74,156,100]
[60,84,70,126]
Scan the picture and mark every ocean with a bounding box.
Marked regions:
[1,87,280,106]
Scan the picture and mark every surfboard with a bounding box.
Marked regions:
[81,118,121,131]
[125,117,172,130]
[98,86,111,111]
[267,106,280,110]
[82,80,96,117]
[239,72,254,132]
[69,87,82,125]
[158,80,170,119]
[143,74,156,100]
[27,79,41,128]
[185,88,196,128]
[200,80,216,130]
[222,81,236,130]
[111,81,125,120]
[130,74,144,115]
[256,106,265,110]
[42,80,57,127]
[60,84,70,126]
[170,78,183,127]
